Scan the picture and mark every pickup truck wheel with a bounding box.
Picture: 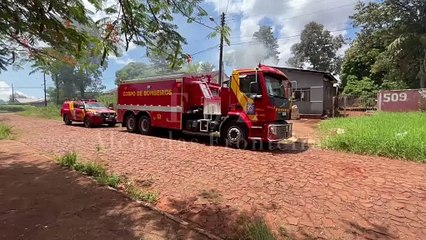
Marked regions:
[84,117,92,128]
[126,114,138,133]
[224,122,248,149]
[63,115,72,125]
[139,115,152,135]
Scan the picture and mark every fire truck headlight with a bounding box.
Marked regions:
[269,125,277,135]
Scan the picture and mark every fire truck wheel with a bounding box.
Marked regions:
[139,115,152,135]
[63,115,72,125]
[125,114,138,133]
[224,122,248,149]
[84,117,92,128]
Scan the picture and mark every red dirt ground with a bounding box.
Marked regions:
[0,140,208,240]
[1,113,425,239]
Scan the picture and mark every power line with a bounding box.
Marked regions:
[229,22,352,41]
[229,27,356,46]
[225,0,230,14]
[191,45,219,56]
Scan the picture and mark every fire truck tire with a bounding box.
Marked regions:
[84,117,92,128]
[224,122,248,149]
[139,115,152,135]
[125,114,138,133]
[63,115,72,125]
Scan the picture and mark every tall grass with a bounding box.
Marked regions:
[19,104,61,120]
[319,112,426,162]
[0,104,61,120]
[0,124,12,139]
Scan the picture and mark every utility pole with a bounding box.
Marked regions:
[11,84,14,103]
[43,72,47,107]
[218,12,225,87]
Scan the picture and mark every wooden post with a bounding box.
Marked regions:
[343,96,347,117]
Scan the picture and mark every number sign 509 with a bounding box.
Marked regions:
[382,92,408,103]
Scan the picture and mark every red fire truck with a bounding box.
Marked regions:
[117,65,293,148]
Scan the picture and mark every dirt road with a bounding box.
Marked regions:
[1,114,425,239]
[0,140,208,240]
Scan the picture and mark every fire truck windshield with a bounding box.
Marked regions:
[265,75,286,99]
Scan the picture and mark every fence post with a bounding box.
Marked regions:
[343,96,347,117]
[332,96,336,117]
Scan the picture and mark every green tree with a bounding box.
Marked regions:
[288,22,344,73]
[252,26,280,64]
[347,0,426,88]
[0,0,221,71]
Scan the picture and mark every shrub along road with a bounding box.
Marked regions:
[1,113,425,239]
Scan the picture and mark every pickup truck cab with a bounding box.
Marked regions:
[60,99,117,127]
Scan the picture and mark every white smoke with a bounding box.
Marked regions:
[224,43,279,69]
[0,81,11,101]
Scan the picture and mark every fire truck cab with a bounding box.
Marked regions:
[117,65,292,148]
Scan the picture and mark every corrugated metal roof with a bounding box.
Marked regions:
[271,66,339,83]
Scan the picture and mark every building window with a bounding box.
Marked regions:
[294,88,311,102]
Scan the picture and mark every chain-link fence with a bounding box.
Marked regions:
[338,93,378,111]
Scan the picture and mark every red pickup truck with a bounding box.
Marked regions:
[60,99,117,127]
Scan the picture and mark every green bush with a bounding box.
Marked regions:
[80,162,107,177]
[57,152,78,168]
[319,112,426,162]
[96,174,121,188]
[0,105,28,112]
[0,124,12,139]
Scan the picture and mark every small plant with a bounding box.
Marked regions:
[55,152,158,205]
[126,186,159,204]
[81,162,106,177]
[0,124,12,140]
[72,162,86,172]
[57,152,78,168]
[232,215,276,240]
[96,174,121,188]
[56,152,120,188]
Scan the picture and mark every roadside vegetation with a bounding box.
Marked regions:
[0,104,61,120]
[0,124,12,140]
[319,112,426,162]
[230,216,292,240]
[56,152,158,203]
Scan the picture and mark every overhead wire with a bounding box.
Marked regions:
[229,27,356,46]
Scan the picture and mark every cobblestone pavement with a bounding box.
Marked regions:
[2,114,425,239]
[0,140,208,240]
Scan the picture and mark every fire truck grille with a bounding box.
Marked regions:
[275,124,292,139]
